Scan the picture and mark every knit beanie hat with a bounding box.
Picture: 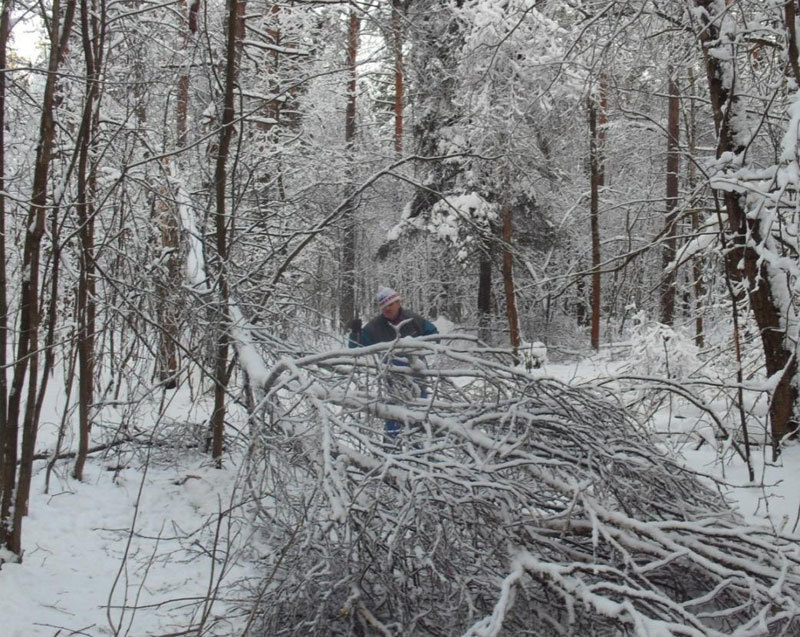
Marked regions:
[376,286,401,309]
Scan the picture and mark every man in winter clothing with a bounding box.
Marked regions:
[348,286,438,442]
[349,286,438,347]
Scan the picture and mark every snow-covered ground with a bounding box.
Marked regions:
[2,459,250,637]
[1,350,798,636]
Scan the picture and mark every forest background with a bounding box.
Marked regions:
[3,0,800,635]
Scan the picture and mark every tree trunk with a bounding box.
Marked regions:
[687,68,704,348]
[0,0,76,556]
[339,10,359,329]
[501,189,520,359]
[477,249,492,344]
[209,0,243,467]
[575,269,588,327]
[588,75,606,350]
[73,0,103,481]
[693,0,798,455]
[785,0,800,87]
[392,0,404,153]
[150,0,194,389]
[154,178,180,388]
[0,0,11,540]
[177,0,196,149]
[660,67,679,325]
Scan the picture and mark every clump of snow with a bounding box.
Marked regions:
[176,187,209,292]
[229,305,270,389]
[432,315,455,334]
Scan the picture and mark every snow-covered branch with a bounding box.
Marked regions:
[230,338,800,635]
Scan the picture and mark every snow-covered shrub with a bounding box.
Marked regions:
[519,340,547,370]
[624,310,701,379]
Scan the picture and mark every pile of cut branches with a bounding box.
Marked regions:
[237,337,800,636]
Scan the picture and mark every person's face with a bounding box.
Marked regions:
[382,300,401,320]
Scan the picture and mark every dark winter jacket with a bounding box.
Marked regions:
[348,308,438,348]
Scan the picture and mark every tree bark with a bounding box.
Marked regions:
[588,75,606,350]
[152,0,195,388]
[501,188,520,359]
[73,0,104,481]
[785,0,800,87]
[1,0,76,556]
[477,249,492,344]
[687,68,704,348]
[177,0,195,148]
[0,0,12,539]
[154,179,180,388]
[339,10,359,329]
[209,0,243,467]
[693,0,798,455]
[392,0,404,153]
[660,67,679,325]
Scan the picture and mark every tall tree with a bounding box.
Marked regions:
[685,68,705,348]
[1,0,76,556]
[406,0,463,218]
[209,0,245,467]
[588,74,606,350]
[690,0,798,455]
[392,0,404,153]
[501,181,520,357]
[73,0,105,480]
[660,66,679,325]
[339,9,359,328]
[0,0,12,537]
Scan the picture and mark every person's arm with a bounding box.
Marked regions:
[348,318,374,348]
[421,319,438,338]
[414,318,439,345]
[348,318,362,348]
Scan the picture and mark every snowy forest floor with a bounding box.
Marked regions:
[1,345,799,637]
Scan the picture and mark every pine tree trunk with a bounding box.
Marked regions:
[785,0,800,86]
[177,0,194,149]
